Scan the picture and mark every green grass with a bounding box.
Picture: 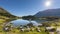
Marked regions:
[0,19,60,34]
[0,26,49,34]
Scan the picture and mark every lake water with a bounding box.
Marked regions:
[8,19,47,27]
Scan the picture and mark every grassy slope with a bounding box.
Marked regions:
[0,23,58,34]
[0,17,59,34]
[0,27,48,34]
[0,16,18,34]
[0,19,59,34]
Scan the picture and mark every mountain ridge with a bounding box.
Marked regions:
[0,7,18,21]
[34,8,60,17]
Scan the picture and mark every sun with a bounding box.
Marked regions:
[45,1,51,7]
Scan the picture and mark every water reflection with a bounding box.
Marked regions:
[10,19,39,27]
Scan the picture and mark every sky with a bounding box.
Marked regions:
[0,0,60,16]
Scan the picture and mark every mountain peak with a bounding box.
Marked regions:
[35,8,60,17]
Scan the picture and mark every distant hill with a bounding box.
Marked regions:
[0,7,18,21]
[34,8,60,18]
